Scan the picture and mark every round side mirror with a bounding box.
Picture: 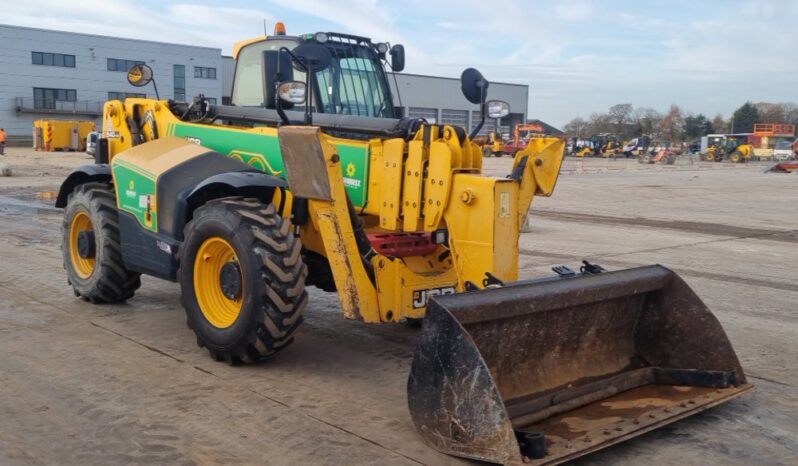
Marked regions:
[292,42,333,72]
[278,81,307,104]
[487,100,510,119]
[127,64,153,87]
[461,68,489,105]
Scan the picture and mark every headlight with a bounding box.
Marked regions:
[376,42,389,54]
[314,32,329,43]
[278,81,307,104]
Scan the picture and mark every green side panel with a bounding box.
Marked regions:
[169,123,370,207]
[113,160,158,232]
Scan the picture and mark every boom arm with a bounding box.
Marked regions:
[278,124,564,321]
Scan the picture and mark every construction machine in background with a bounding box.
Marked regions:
[475,130,506,157]
[502,123,546,157]
[638,147,677,165]
[704,142,726,162]
[622,136,651,158]
[574,134,623,158]
[55,24,752,465]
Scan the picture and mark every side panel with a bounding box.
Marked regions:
[113,159,158,231]
[169,122,371,207]
[118,212,179,281]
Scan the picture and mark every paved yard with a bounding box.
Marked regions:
[0,148,795,465]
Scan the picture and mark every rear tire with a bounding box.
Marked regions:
[179,197,308,364]
[61,182,141,303]
[482,147,492,158]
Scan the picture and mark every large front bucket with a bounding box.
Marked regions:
[407,265,753,465]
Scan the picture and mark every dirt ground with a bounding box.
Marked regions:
[0,148,795,465]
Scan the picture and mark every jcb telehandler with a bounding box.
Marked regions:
[56,25,752,465]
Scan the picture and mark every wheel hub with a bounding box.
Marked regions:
[219,261,242,300]
[77,231,96,259]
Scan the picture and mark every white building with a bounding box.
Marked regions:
[0,24,223,138]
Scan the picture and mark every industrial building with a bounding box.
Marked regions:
[0,24,223,141]
[1,24,528,141]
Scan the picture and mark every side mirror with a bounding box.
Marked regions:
[127,64,153,88]
[390,44,405,72]
[263,50,294,109]
[278,81,307,104]
[461,68,489,105]
[292,42,333,72]
[487,100,510,119]
[462,68,491,139]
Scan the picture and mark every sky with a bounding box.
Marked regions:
[5,0,797,127]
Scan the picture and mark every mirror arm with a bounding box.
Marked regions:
[468,84,487,140]
[279,46,313,126]
[148,79,160,101]
[275,100,291,126]
[305,67,312,125]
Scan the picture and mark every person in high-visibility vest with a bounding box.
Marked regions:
[0,128,7,155]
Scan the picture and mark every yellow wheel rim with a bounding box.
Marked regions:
[193,237,243,329]
[69,211,96,279]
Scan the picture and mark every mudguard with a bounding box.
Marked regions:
[55,164,111,208]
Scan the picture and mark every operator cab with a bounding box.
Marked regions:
[231,25,402,119]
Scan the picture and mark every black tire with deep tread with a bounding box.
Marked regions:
[179,197,308,364]
[61,182,141,303]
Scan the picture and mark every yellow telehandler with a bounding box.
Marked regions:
[55,25,752,465]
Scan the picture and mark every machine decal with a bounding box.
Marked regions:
[412,286,456,309]
[112,159,158,231]
[169,123,370,207]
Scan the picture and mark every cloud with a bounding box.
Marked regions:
[3,0,274,51]
[4,0,796,127]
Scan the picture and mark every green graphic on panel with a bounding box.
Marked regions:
[169,123,370,207]
[113,159,158,231]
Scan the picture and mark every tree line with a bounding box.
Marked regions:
[562,101,798,142]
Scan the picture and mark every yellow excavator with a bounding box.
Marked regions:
[55,24,752,465]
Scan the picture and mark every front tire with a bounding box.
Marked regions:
[61,182,141,303]
[179,198,307,364]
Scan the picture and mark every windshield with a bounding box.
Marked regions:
[775,140,791,149]
[232,37,395,118]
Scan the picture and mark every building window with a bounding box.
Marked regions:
[108,92,146,101]
[441,109,468,127]
[174,64,186,101]
[409,107,438,124]
[32,52,76,68]
[107,58,145,72]
[33,87,77,109]
[205,97,217,105]
[194,66,217,79]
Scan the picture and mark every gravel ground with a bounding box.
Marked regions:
[0,147,795,465]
